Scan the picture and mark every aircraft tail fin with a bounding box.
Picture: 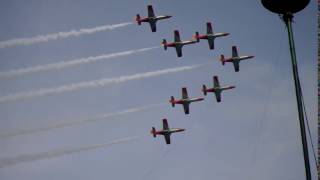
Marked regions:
[151,127,157,137]
[170,96,175,107]
[202,85,207,96]
[220,54,225,65]
[194,31,200,42]
[136,14,141,25]
[162,39,167,50]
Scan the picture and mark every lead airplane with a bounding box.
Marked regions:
[202,76,235,102]
[193,22,229,50]
[220,46,255,72]
[169,87,204,115]
[150,119,185,144]
[135,5,172,32]
[162,30,197,57]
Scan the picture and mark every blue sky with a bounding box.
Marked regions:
[0,0,317,180]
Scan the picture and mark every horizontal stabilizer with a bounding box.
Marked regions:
[202,84,207,96]
[151,127,156,137]
[162,39,167,50]
[170,96,175,107]
[194,31,200,42]
[136,14,141,25]
[220,55,225,65]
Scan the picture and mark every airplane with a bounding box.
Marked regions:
[150,119,185,144]
[135,5,172,32]
[169,87,204,115]
[220,46,255,72]
[193,22,229,50]
[202,76,235,102]
[162,30,197,57]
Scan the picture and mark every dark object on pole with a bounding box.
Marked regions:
[261,0,310,14]
[261,1,311,180]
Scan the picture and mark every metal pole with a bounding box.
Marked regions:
[282,13,311,180]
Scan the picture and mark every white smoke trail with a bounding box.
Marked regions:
[0,22,132,49]
[0,103,165,138]
[0,136,139,168]
[0,64,205,103]
[0,46,158,79]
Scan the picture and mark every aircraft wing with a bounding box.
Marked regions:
[164,134,171,144]
[207,22,213,34]
[174,30,181,42]
[183,103,190,114]
[182,87,189,99]
[213,76,220,88]
[175,46,183,57]
[232,46,238,57]
[233,61,240,72]
[163,119,169,130]
[215,91,222,102]
[147,5,155,18]
[149,21,157,32]
[208,39,215,50]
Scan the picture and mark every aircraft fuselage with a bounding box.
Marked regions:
[206,85,235,92]
[198,32,229,40]
[166,40,196,48]
[170,97,204,105]
[140,15,171,23]
[225,55,255,62]
[156,128,185,136]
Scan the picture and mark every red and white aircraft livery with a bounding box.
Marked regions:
[220,46,255,72]
[169,87,204,115]
[194,22,229,50]
[151,119,185,144]
[202,76,235,102]
[135,5,172,32]
[162,30,197,57]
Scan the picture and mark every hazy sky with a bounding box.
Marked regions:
[0,0,317,180]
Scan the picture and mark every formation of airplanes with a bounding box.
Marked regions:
[151,76,235,144]
[135,5,255,145]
